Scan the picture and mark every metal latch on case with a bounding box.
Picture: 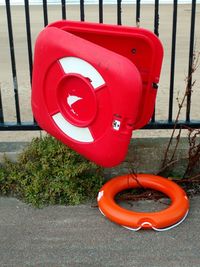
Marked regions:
[112,119,121,131]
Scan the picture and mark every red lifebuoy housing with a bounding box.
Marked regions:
[49,20,163,130]
[97,174,189,231]
[32,26,142,167]
[32,21,163,167]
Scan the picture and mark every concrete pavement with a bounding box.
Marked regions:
[0,196,200,266]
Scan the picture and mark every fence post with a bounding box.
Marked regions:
[168,0,178,122]
[186,0,197,122]
[5,0,21,124]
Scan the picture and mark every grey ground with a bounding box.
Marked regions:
[0,196,200,267]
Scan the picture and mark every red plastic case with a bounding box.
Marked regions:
[32,21,163,167]
[48,20,164,129]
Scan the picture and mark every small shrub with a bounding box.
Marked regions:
[0,135,105,207]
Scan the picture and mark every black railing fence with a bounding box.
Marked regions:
[0,0,199,131]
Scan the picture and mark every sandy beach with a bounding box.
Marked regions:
[0,3,200,141]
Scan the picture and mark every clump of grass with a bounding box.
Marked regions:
[0,135,105,207]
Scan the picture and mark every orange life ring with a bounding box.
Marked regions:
[97,174,189,231]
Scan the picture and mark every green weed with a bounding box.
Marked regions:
[0,135,105,207]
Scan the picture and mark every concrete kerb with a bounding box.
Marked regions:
[0,137,195,177]
[107,137,191,177]
[0,142,29,163]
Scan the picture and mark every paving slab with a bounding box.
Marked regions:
[0,196,200,267]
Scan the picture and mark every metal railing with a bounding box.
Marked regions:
[0,0,199,131]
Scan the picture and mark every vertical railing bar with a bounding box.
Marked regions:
[151,0,159,123]
[117,0,122,25]
[61,0,66,20]
[80,0,85,21]
[0,86,4,123]
[168,0,178,122]
[42,0,48,26]
[136,0,141,27]
[24,0,35,123]
[154,0,159,36]
[5,0,21,124]
[24,0,33,83]
[186,0,196,122]
[99,0,103,23]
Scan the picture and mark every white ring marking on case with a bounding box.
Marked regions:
[59,57,105,89]
[52,112,94,143]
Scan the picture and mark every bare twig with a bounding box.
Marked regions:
[189,174,200,180]
[162,86,190,168]
[184,128,200,177]
[170,127,182,163]
[127,161,145,189]
[161,50,200,172]
[117,190,165,202]
[157,159,179,175]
